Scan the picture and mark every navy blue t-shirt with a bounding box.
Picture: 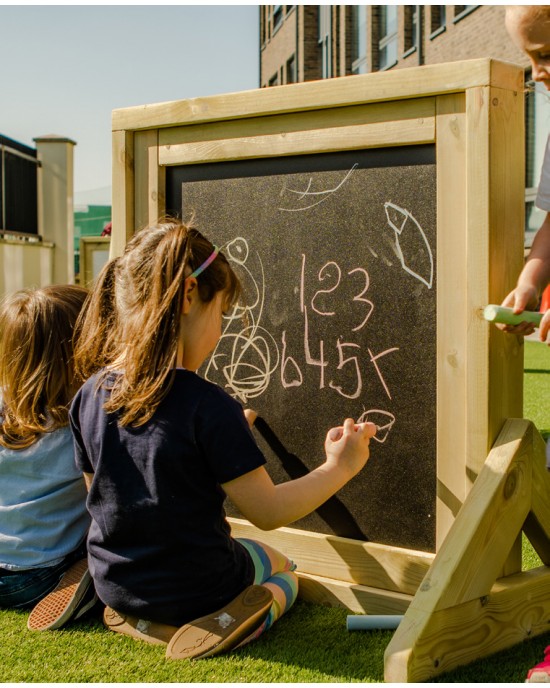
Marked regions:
[70,369,266,626]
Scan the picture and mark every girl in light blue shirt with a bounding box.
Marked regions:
[0,285,93,629]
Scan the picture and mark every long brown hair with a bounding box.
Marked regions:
[0,284,88,450]
[74,219,241,427]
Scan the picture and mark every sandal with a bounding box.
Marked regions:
[166,584,273,660]
[103,606,179,646]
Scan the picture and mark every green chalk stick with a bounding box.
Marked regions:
[483,304,543,327]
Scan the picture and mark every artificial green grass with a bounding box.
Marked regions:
[1,341,549,682]
[524,339,550,440]
[0,603,392,683]
[1,584,549,683]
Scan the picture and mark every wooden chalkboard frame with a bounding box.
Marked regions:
[111,59,550,680]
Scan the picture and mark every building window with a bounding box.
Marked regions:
[268,72,279,87]
[453,6,478,23]
[351,5,368,74]
[261,6,267,45]
[286,55,297,84]
[273,5,283,33]
[430,6,446,37]
[319,5,332,79]
[404,6,418,55]
[378,5,398,71]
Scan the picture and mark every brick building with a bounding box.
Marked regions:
[259,5,550,243]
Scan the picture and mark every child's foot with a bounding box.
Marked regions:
[27,558,97,631]
[103,607,179,645]
[527,647,550,682]
[166,584,273,660]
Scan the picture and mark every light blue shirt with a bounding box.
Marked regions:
[0,426,90,570]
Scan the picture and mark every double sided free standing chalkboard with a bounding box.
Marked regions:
[166,147,437,551]
[110,60,550,681]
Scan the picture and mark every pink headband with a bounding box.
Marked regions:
[189,246,219,278]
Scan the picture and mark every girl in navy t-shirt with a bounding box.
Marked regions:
[70,219,376,660]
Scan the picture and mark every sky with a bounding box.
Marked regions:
[0,5,259,204]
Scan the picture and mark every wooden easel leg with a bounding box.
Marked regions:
[384,419,550,682]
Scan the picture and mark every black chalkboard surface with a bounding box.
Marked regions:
[166,146,437,552]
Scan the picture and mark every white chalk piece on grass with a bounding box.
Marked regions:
[346,615,404,631]
[483,305,543,327]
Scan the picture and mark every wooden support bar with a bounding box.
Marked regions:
[297,571,413,615]
[524,430,550,564]
[229,518,433,597]
[384,419,537,682]
[386,566,550,682]
[159,118,434,167]
[111,130,134,259]
[159,99,435,149]
[435,93,468,546]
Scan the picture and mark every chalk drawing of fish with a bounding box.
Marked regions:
[384,202,433,289]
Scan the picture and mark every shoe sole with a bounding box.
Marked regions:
[166,584,273,661]
[27,559,92,631]
[103,607,179,646]
[526,673,550,683]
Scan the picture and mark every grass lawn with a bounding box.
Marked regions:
[1,341,549,682]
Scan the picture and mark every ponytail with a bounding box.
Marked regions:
[74,219,241,427]
[74,257,118,381]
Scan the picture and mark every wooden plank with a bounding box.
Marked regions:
[297,572,413,615]
[490,58,527,93]
[435,94,468,548]
[487,85,525,576]
[159,99,435,148]
[430,419,532,609]
[134,130,155,231]
[524,429,550,564]
[464,85,524,479]
[229,518,433,596]
[384,419,534,682]
[487,86,525,442]
[159,118,435,166]
[149,139,165,223]
[464,85,491,482]
[111,130,134,259]
[112,59,522,133]
[386,565,550,682]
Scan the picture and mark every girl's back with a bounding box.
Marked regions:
[0,426,88,568]
[0,285,90,608]
[71,367,264,627]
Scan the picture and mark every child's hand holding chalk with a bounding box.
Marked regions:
[483,304,543,328]
[328,421,378,442]
[484,303,550,344]
[483,304,550,345]
[325,419,377,479]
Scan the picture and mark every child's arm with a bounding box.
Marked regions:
[222,418,376,531]
[500,212,550,341]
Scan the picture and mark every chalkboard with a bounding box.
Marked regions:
[166,146,437,552]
